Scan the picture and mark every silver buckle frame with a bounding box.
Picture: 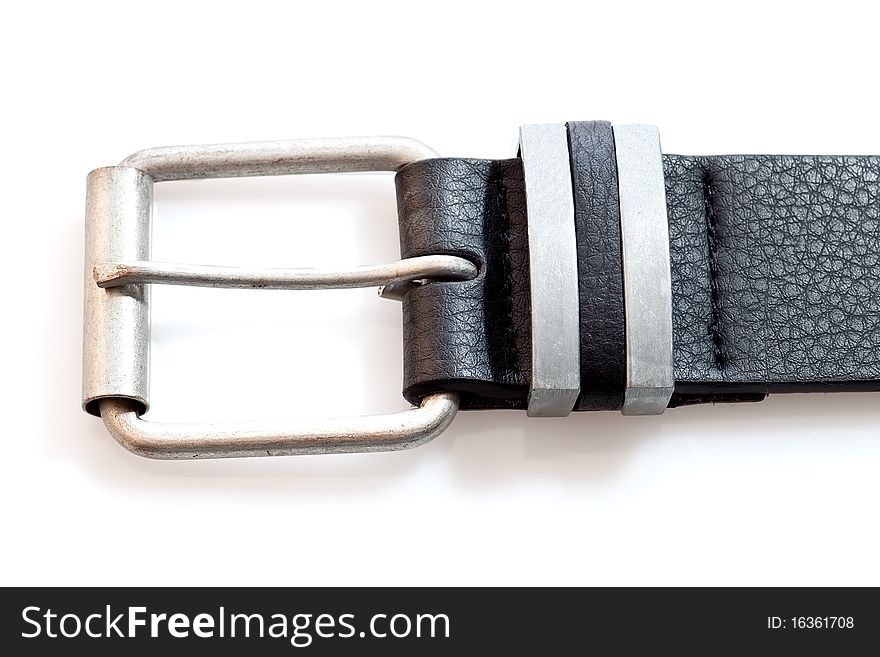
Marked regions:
[82,137,467,459]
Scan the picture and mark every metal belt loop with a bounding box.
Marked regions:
[83,137,466,458]
[612,124,675,415]
[518,124,582,417]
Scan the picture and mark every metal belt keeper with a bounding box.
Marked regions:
[519,124,582,417]
[612,124,674,415]
[516,123,674,417]
[82,137,469,459]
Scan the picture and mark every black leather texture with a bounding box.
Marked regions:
[566,121,626,411]
[397,158,532,409]
[666,153,880,404]
[396,143,880,410]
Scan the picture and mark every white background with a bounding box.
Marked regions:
[3,0,880,586]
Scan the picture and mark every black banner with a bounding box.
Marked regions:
[0,587,874,654]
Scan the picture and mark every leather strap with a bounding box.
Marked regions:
[666,152,880,404]
[397,158,531,409]
[396,128,880,410]
[567,121,627,411]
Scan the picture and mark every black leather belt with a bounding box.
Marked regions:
[399,121,880,413]
[81,125,880,458]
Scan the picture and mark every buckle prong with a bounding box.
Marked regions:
[93,255,476,291]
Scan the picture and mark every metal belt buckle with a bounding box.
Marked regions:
[82,137,469,459]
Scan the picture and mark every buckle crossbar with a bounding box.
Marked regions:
[82,137,466,459]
